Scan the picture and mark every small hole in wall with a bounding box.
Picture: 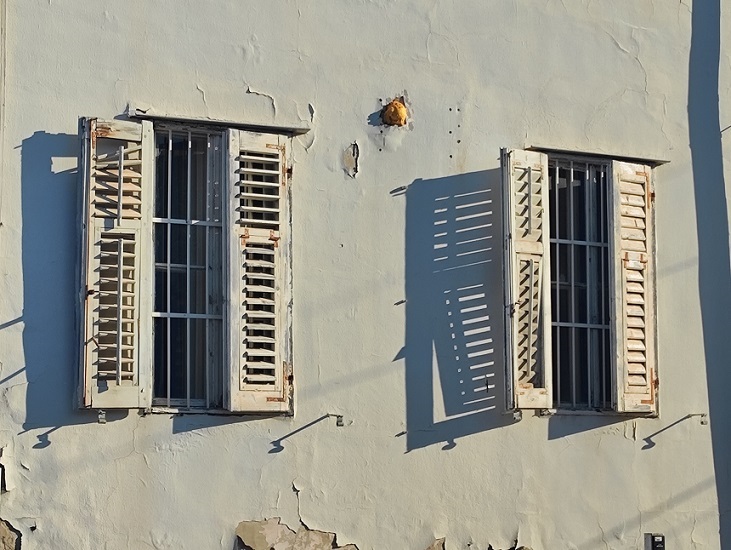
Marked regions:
[449,154,453,158]
[457,108,460,112]
[457,140,461,143]
[449,131,452,134]
[458,124,461,128]
[449,108,452,111]
[380,130,383,134]
[379,148,383,152]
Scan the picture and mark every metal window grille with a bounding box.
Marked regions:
[549,159,611,409]
[152,129,225,409]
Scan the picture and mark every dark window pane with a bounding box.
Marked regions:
[191,135,208,220]
[189,319,206,400]
[573,246,587,323]
[590,169,602,242]
[170,133,188,220]
[153,317,167,399]
[208,319,224,407]
[190,225,206,266]
[209,135,223,222]
[557,167,570,239]
[574,328,588,406]
[170,224,187,265]
[589,329,603,408]
[558,327,571,406]
[588,246,602,324]
[209,228,224,315]
[169,318,186,399]
[170,267,186,313]
[571,168,586,241]
[154,224,167,263]
[154,269,167,313]
[190,268,206,314]
[155,132,169,218]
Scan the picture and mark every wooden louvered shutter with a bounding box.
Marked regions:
[79,118,153,409]
[611,161,657,414]
[502,149,553,410]
[227,130,292,413]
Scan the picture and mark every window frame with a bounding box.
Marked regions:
[502,147,659,417]
[78,117,296,415]
[546,154,613,412]
[150,124,228,410]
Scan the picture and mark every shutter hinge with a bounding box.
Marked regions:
[286,166,293,181]
[507,302,516,317]
[240,228,250,246]
[269,230,280,247]
[650,191,655,202]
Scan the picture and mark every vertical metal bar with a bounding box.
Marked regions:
[569,161,576,408]
[116,238,123,385]
[117,145,124,224]
[585,163,591,406]
[205,134,211,409]
[186,131,192,409]
[553,163,560,405]
[600,166,607,407]
[166,130,172,408]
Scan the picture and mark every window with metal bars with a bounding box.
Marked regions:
[79,117,294,412]
[548,157,611,410]
[152,128,225,408]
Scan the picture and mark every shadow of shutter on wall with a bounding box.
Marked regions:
[502,149,553,410]
[79,118,153,409]
[611,161,657,414]
[227,130,292,413]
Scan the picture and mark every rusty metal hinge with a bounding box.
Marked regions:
[269,230,280,247]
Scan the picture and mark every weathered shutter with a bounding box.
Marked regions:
[227,130,292,413]
[502,149,553,409]
[79,118,153,408]
[610,161,657,414]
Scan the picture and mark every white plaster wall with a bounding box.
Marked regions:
[0,1,728,548]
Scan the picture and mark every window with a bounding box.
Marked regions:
[502,148,657,414]
[152,129,225,408]
[79,118,293,413]
[548,158,611,410]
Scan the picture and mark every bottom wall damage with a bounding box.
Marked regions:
[234,519,533,550]
[0,519,20,550]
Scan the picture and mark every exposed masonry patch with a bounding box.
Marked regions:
[0,519,21,550]
[234,518,358,550]
[343,142,359,178]
[235,521,453,550]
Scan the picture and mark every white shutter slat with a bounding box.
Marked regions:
[611,161,657,414]
[227,130,292,413]
[79,118,153,409]
[502,149,553,410]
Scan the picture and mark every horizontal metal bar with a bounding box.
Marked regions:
[549,238,608,247]
[152,312,224,320]
[551,321,610,329]
[152,218,223,227]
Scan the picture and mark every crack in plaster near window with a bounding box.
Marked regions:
[246,85,277,117]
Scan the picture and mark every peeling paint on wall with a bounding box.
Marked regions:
[343,142,359,178]
[0,519,21,550]
[234,518,358,550]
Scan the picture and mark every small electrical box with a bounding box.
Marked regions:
[649,533,665,550]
